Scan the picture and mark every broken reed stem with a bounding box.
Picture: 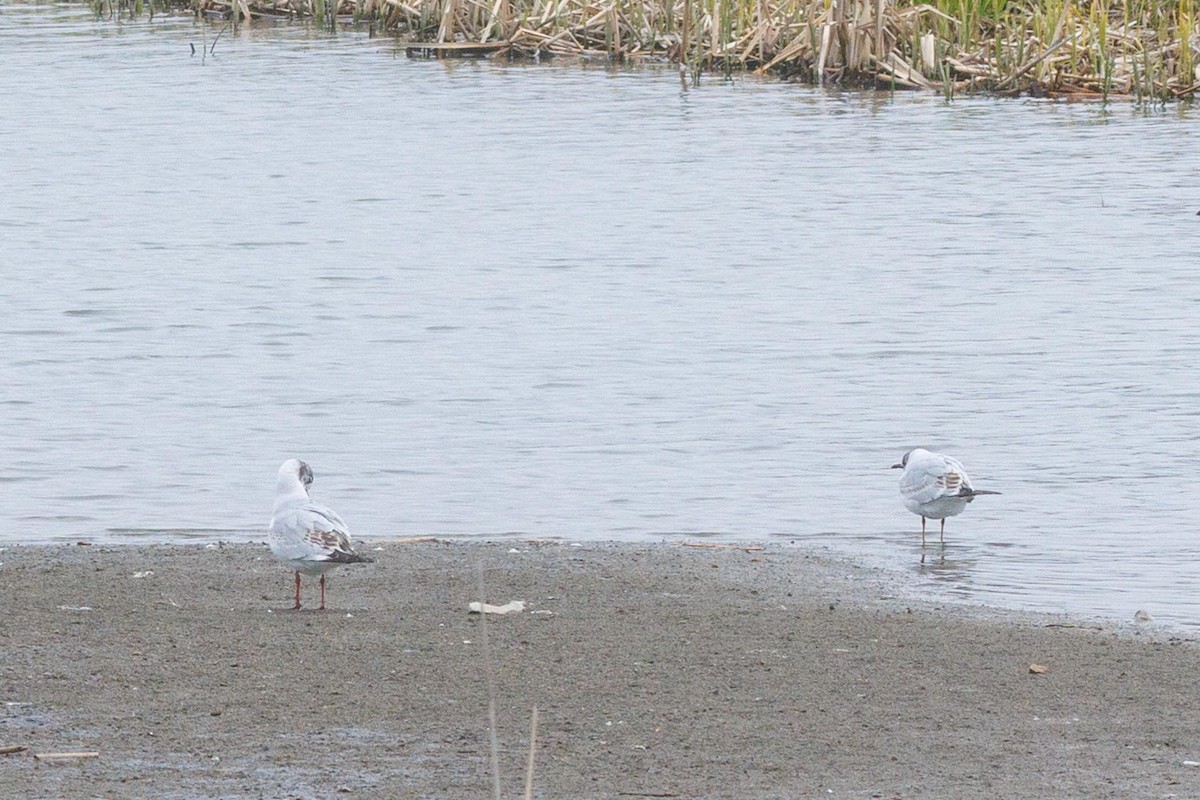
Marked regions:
[474,558,502,800]
[995,33,1072,90]
[686,0,696,82]
[524,705,539,800]
[486,696,501,800]
[160,0,1200,99]
[33,752,100,760]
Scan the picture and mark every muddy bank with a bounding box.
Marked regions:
[0,540,1197,798]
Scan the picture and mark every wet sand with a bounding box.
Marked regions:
[1,540,1197,799]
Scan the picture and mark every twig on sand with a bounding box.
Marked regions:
[524,705,539,800]
[475,559,502,800]
[33,752,99,760]
[365,536,439,544]
[681,542,763,553]
[0,745,27,755]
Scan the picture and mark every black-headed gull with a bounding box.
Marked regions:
[891,448,1000,545]
[268,458,373,610]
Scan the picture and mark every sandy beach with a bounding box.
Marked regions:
[0,540,1197,799]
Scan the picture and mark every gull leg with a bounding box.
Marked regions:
[293,571,302,610]
[940,519,946,544]
[920,517,927,547]
[319,574,327,611]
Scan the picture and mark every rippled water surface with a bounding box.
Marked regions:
[3,3,1200,627]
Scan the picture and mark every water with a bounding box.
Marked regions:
[3,3,1200,629]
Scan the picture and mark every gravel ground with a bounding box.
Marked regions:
[0,540,1197,799]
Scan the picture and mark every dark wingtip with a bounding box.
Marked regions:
[326,550,376,565]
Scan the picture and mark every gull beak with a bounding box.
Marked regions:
[890,462,904,469]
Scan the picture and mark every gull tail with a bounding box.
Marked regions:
[328,551,376,564]
[964,489,1002,496]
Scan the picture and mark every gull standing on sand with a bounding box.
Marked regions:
[268,458,374,610]
[892,448,1000,545]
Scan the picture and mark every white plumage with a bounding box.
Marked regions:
[892,448,999,545]
[268,458,373,610]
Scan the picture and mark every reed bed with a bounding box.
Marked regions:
[99,0,1200,99]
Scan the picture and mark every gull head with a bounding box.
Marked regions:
[892,448,933,470]
[277,458,314,499]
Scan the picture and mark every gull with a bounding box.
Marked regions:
[892,448,1000,545]
[268,458,373,610]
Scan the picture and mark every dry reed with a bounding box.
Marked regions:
[99,0,1200,100]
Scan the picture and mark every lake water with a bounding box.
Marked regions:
[3,2,1200,629]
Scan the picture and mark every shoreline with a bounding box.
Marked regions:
[2,540,1199,798]
[11,533,1192,636]
[97,0,1200,101]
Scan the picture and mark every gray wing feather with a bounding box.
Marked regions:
[270,502,357,563]
[900,453,973,504]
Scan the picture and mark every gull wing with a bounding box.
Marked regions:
[900,452,973,504]
[270,501,357,563]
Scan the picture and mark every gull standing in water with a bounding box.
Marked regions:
[892,448,1000,546]
[268,458,374,610]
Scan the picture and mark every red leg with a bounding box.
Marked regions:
[319,574,327,611]
[293,571,302,610]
